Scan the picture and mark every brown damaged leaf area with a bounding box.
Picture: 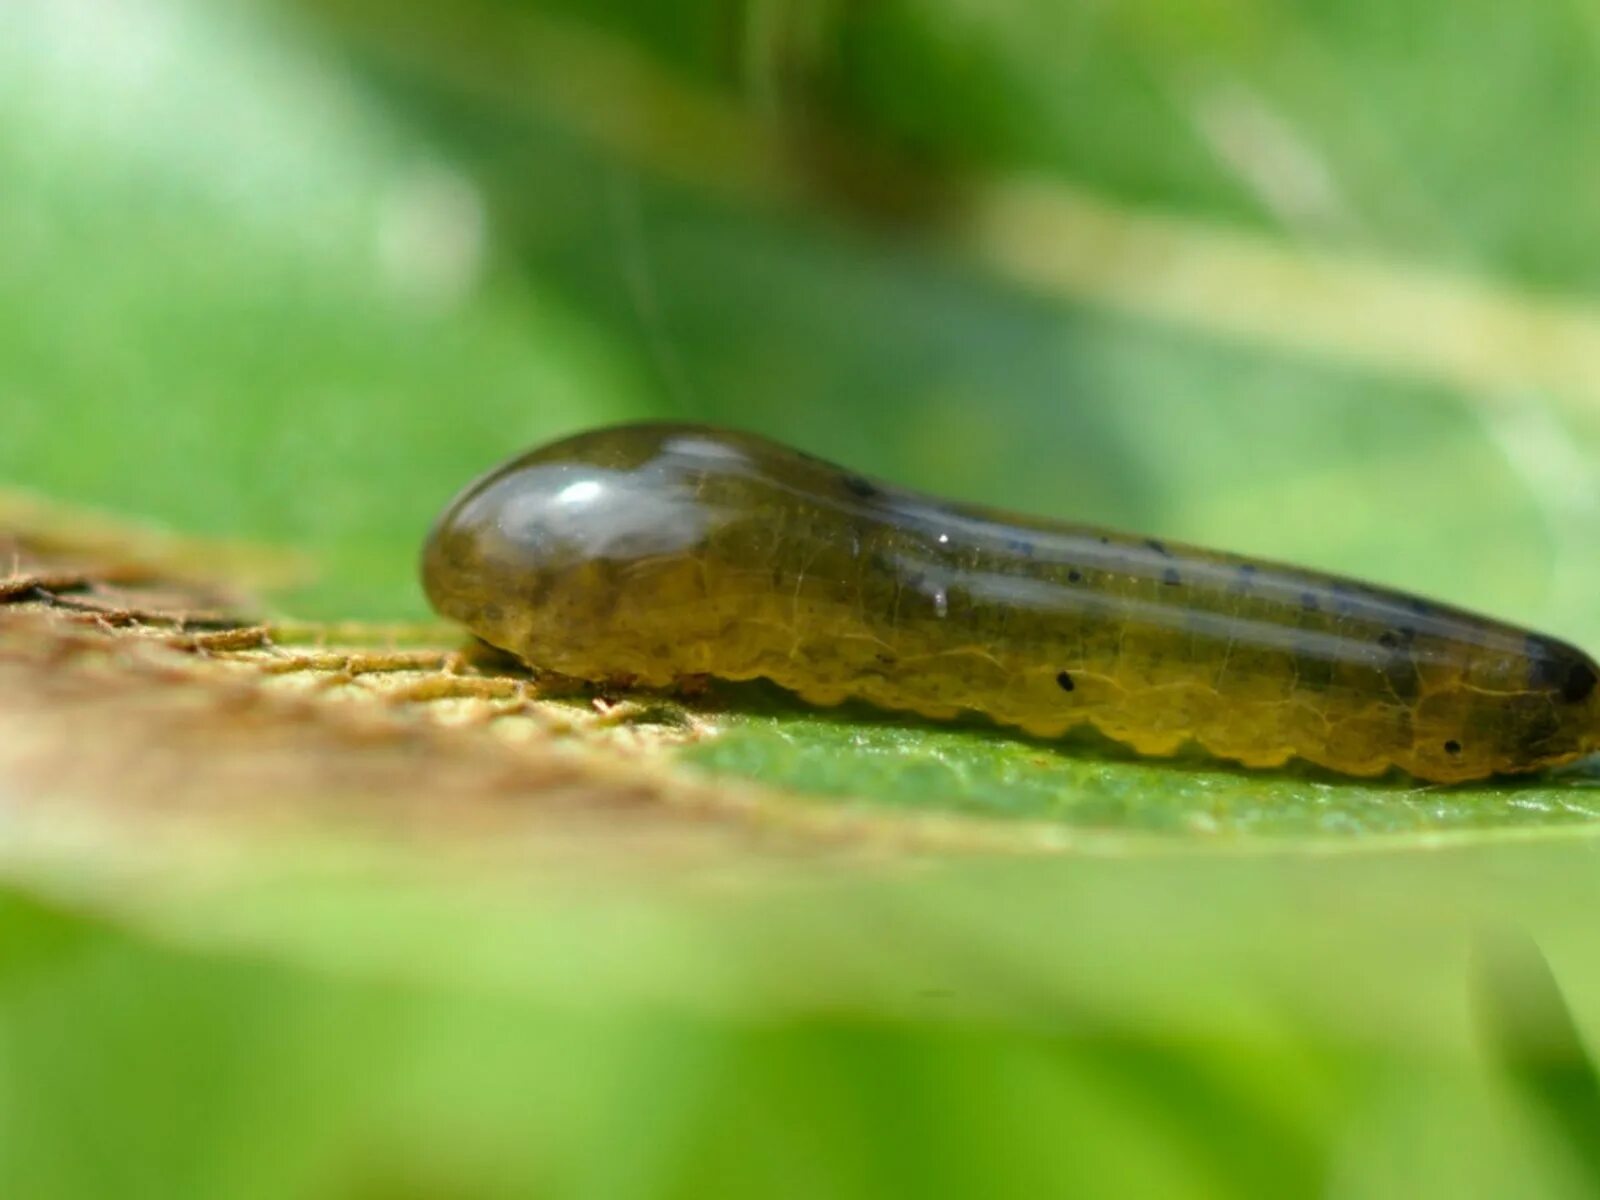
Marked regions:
[0,521,1043,866]
[0,526,739,855]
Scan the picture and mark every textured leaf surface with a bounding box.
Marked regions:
[4,525,1600,1198]
[688,691,1600,837]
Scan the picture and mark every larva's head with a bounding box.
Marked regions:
[420,423,775,679]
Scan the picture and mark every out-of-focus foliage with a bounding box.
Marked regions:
[11,0,1600,635]
[8,0,1600,1196]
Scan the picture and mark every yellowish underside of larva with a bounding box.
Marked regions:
[508,556,1570,784]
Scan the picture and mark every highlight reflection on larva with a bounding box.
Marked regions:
[422,423,1600,783]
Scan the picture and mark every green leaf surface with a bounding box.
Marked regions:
[680,682,1600,838]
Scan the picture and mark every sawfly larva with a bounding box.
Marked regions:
[422,423,1600,783]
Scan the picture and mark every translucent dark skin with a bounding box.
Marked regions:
[422,423,1600,783]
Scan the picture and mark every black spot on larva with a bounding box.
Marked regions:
[1562,659,1598,704]
[1377,631,1400,650]
[1067,569,1083,583]
[1145,538,1171,557]
[1162,567,1181,587]
[1524,638,1595,704]
[1098,535,1111,545]
[841,473,879,499]
[1300,591,1320,612]
[1056,671,1075,692]
[1444,739,1462,756]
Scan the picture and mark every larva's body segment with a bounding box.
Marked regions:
[422,423,1600,783]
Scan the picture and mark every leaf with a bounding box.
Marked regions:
[8,512,1600,1196]
[687,691,1600,839]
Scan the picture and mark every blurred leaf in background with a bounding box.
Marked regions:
[9,0,1600,1197]
[0,0,651,615]
[11,0,1600,631]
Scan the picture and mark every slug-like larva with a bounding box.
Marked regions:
[422,423,1600,783]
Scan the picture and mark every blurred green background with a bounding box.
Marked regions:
[11,0,1600,632]
[8,0,1600,1196]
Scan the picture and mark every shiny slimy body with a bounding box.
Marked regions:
[422,423,1600,782]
